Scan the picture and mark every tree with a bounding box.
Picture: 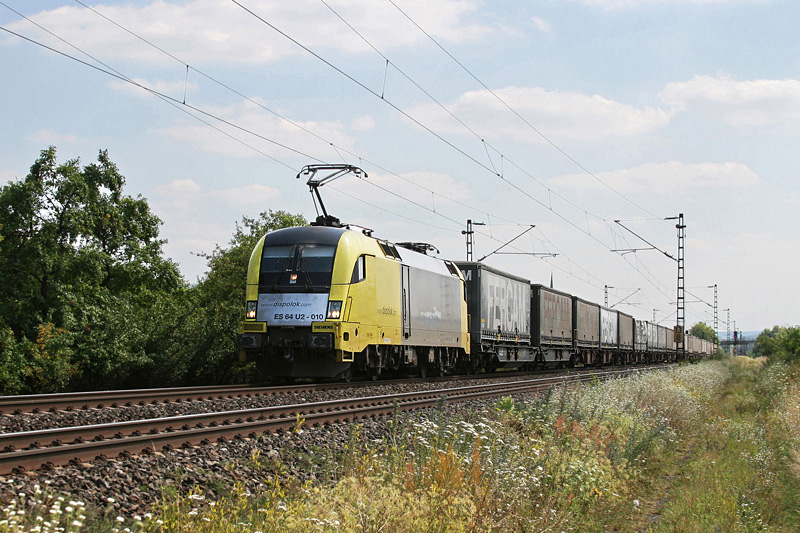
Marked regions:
[753,326,782,357]
[754,325,800,363]
[689,322,719,344]
[0,147,308,393]
[0,147,183,393]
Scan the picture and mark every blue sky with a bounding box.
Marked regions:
[2,0,798,333]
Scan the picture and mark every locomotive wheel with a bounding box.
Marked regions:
[339,367,353,383]
[419,363,428,378]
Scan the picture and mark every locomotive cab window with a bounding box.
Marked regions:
[299,245,335,272]
[261,245,293,272]
[351,254,367,283]
[259,243,336,291]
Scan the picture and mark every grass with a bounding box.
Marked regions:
[3,358,800,532]
[646,357,800,532]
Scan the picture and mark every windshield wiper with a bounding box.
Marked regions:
[298,256,316,291]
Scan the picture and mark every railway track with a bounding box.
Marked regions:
[0,367,656,475]
[0,365,616,415]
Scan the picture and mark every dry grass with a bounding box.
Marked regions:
[8,360,800,532]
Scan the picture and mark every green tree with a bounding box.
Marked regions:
[753,326,782,357]
[689,322,719,343]
[755,325,800,363]
[0,147,183,393]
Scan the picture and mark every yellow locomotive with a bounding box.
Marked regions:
[237,224,470,381]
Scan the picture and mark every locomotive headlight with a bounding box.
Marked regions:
[326,300,343,319]
[245,300,257,320]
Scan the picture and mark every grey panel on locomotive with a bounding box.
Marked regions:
[401,254,465,348]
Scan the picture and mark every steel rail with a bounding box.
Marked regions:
[0,368,653,475]
[0,365,636,415]
[0,379,433,414]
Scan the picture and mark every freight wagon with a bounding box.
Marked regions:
[531,284,574,366]
[455,262,534,370]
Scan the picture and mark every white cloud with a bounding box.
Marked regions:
[351,115,375,132]
[156,100,357,160]
[26,129,78,144]
[549,160,759,194]
[530,17,551,34]
[152,178,280,212]
[4,0,492,65]
[108,78,199,100]
[660,75,800,128]
[407,86,672,143]
[151,178,282,279]
[0,168,18,185]
[557,0,771,9]
[331,169,472,210]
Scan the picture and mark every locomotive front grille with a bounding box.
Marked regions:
[240,322,267,333]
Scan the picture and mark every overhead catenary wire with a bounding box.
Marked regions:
[3,3,681,312]
[384,0,664,222]
[60,0,624,294]
[0,23,316,169]
[73,0,678,298]
[230,0,685,303]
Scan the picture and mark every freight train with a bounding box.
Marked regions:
[236,222,717,381]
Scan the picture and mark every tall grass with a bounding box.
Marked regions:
[650,357,800,532]
[5,360,800,532]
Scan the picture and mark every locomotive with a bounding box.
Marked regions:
[236,224,470,381]
[236,165,716,381]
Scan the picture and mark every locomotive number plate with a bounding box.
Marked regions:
[257,293,328,326]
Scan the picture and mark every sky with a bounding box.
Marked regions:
[2,0,799,335]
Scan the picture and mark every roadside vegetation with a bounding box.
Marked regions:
[0,146,305,395]
[4,357,800,532]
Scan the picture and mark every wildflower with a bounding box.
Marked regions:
[116,516,125,522]
[633,499,640,509]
